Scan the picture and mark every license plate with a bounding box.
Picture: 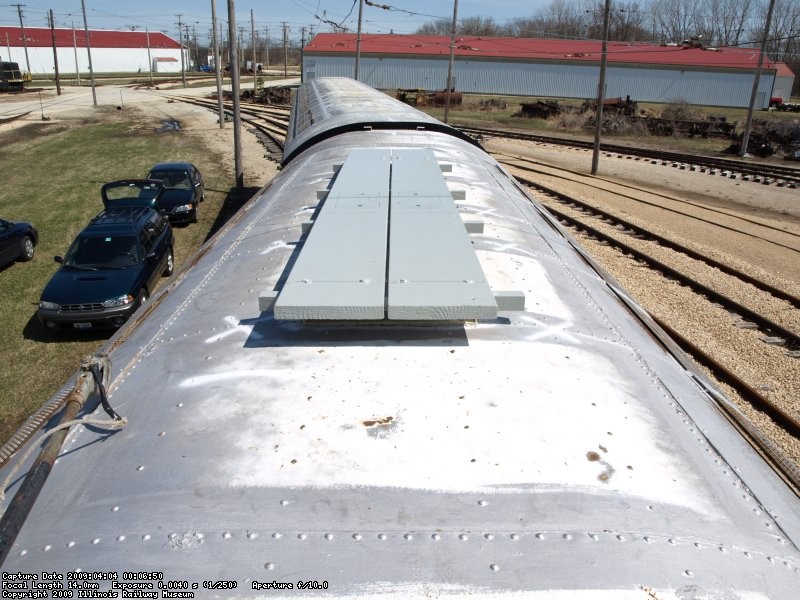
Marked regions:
[73,322,92,329]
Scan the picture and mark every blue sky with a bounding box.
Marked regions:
[0,1,549,43]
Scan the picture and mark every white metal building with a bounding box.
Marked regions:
[0,26,186,75]
[304,34,794,108]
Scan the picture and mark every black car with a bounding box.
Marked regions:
[145,162,204,224]
[0,218,37,268]
[37,206,174,330]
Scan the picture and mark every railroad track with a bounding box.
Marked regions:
[0,111,30,125]
[516,174,800,312]
[168,94,289,160]
[523,178,800,347]
[498,154,800,254]
[459,124,800,187]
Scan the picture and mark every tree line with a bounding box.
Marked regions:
[417,0,800,81]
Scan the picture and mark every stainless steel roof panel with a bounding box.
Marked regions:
[1,80,798,596]
[283,77,480,164]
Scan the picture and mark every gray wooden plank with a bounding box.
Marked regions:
[388,149,497,320]
[274,149,391,319]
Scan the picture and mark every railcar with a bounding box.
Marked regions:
[1,77,798,598]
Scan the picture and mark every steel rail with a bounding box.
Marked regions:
[515,175,800,309]
[459,125,800,185]
[537,199,800,348]
[498,155,800,245]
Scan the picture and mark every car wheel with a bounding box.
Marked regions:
[137,288,149,308]
[191,204,198,224]
[19,236,34,261]
[163,248,174,277]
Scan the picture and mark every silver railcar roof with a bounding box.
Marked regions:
[1,79,798,598]
[283,77,480,164]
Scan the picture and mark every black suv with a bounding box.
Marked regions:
[37,206,174,330]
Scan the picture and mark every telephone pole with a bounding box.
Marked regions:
[145,28,153,84]
[590,0,611,175]
[14,4,31,76]
[300,27,306,82]
[443,0,458,123]
[48,9,61,95]
[354,0,363,80]
[210,0,224,128]
[80,0,97,106]
[264,27,269,69]
[250,9,257,93]
[71,23,80,85]
[227,0,243,190]
[176,14,186,87]
[740,0,777,157]
[282,22,288,77]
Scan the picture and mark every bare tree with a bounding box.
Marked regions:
[416,19,452,36]
[459,15,500,36]
[648,0,704,42]
[417,15,500,36]
[585,1,650,40]
[760,0,800,60]
[699,0,754,46]
[543,0,591,39]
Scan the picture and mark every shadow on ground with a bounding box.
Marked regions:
[23,312,111,343]
[205,185,262,242]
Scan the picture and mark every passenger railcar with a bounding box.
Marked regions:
[1,77,798,598]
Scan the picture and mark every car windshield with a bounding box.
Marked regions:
[63,235,140,268]
[148,170,191,190]
[104,182,160,202]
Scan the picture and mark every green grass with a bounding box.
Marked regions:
[0,108,234,446]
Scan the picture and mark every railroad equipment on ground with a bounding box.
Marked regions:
[1,77,798,597]
[0,61,24,92]
[396,88,462,107]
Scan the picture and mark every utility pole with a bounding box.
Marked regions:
[219,22,225,69]
[176,14,186,88]
[282,22,288,77]
[192,24,197,69]
[210,0,224,128]
[145,28,153,84]
[443,0,458,124]
[185,25,193,68]
[71,24,80,85]
[80,0,97,107]
[740,0,777,157]
[14,4,31,76]
[227,0,243,190]
[354,0,363,80]
[300,27,306,82]
[251,9,257,93]
[264,27,269,69]
[48,9,61,95]
[590,0,611,175]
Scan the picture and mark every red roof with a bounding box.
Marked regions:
[306,33,793,75]
[0,27,181,50]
